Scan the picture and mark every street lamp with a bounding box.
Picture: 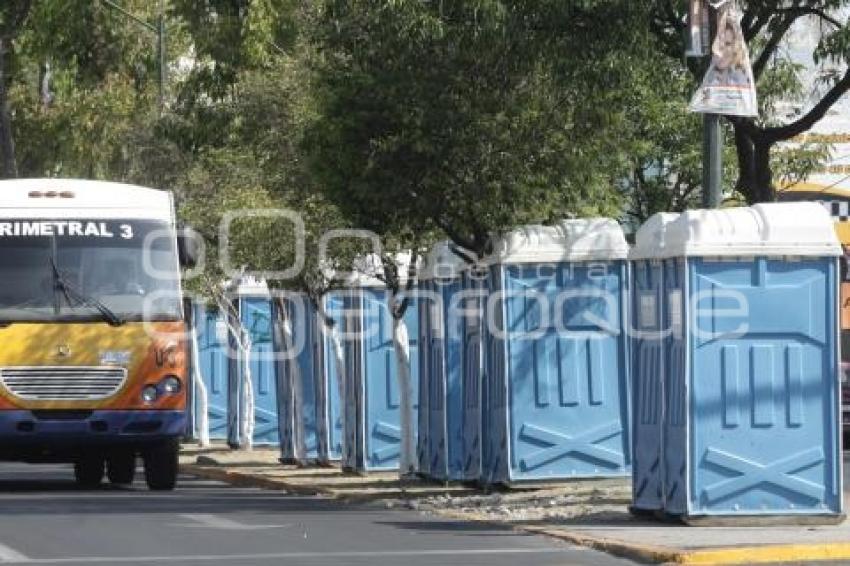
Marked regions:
[99,0,166,113]
[686,0,723,209]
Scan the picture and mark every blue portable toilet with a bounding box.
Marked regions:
[316,292,346,464]
[640,203,845,523]
[274,293,320,463]
[341,255,420,473]
[228,280,280,447]
[480,219,632,485]
[192,303,230,441]
[419,242,467,481]
[629,213,680,514]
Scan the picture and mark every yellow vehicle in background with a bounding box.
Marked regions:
[778,183,850,444]
[0,179,195,489]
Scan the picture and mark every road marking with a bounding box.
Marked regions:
[0,548,568,564]
[0,542,28,563]
[178,513,291,530]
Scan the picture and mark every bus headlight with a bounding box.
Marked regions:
[141,385,159,404]
[161,375,182,394]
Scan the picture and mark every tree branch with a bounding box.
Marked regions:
[433,217,476,255]
[761,68,850,142]
[742,8,773,43]
[776,7,841,28]
[752,13,797,80]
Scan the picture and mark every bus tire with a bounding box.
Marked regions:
[74,455,105,488]
[107,450,136,485]
[143,439,179,491]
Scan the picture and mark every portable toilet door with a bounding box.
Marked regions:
[655,204,844,523]
[194,304,229,440]
[341,254,419,473]
[461,267,488,482]
[661,256,688,515]
[341,287,362,471]
[481,219,632,485]
[317,292,345,463]
[417,285,432,477]
[274,294,319,463]
[629,214,679,514]
[420,241,467,481]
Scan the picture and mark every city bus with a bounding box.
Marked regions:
[0,179,194,489]
[778,182,850,445]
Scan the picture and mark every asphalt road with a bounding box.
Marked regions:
[0,463,635,566]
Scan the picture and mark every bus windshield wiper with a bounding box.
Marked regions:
[49,256,124,327]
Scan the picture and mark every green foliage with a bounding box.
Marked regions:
[11,74,158,179]
[308,1,643,259]
[650,1,850,202]
[4,0,848,287]
[170,0,299,101]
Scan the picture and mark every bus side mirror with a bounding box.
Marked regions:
[177,226,202,269]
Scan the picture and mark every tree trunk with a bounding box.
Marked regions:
[753,139,776,203]
[390,299,415,478]
[0,38,17,179]
[239,337,255,450]
[276,299,306,464]
[224,303,255,451]
[732,124,777,204]
[733,126,757,204]
[190,323,211,447]
[321,314,346,464]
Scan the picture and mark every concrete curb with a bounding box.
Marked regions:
[432,510,682,564]
[521,525,681,564]
[676,543,850,565]
[181,463,471,502]
[182,464,327,496]
[439,513,850,565]
[181,463,850,565]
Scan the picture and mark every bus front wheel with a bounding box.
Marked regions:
[74,454,105,488]
[107,450,136,485]
[143,439,179,491]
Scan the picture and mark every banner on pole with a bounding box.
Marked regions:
[689,4,758,117]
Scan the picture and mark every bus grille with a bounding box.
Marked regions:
[0,367,127,401]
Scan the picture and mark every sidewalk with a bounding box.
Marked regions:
[180,444,850,565]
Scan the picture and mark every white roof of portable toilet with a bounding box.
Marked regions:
[344,252,420,288]
[630,213,681,260]
[344,254,384,288]
[637,203,841,259]
[233,276,270,297]
[420,241,470,280]
[488,218,629,264]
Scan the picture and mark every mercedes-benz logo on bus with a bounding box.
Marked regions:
[56,344,71,358]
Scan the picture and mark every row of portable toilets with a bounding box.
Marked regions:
[187,202,845,523]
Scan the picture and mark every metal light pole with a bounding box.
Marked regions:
[701,5,722,209]
[702,114,723,208]
[99,0,166,113]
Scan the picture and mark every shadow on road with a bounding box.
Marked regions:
[0,468,379,516]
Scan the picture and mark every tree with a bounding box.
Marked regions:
[176,40,356,451]
[651,1,850,203]
[8,0,183,182]
[0,0,33,177]
[617,30,741,223]
[308,0,648,474]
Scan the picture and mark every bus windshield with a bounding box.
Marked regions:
[0,219,181,323]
